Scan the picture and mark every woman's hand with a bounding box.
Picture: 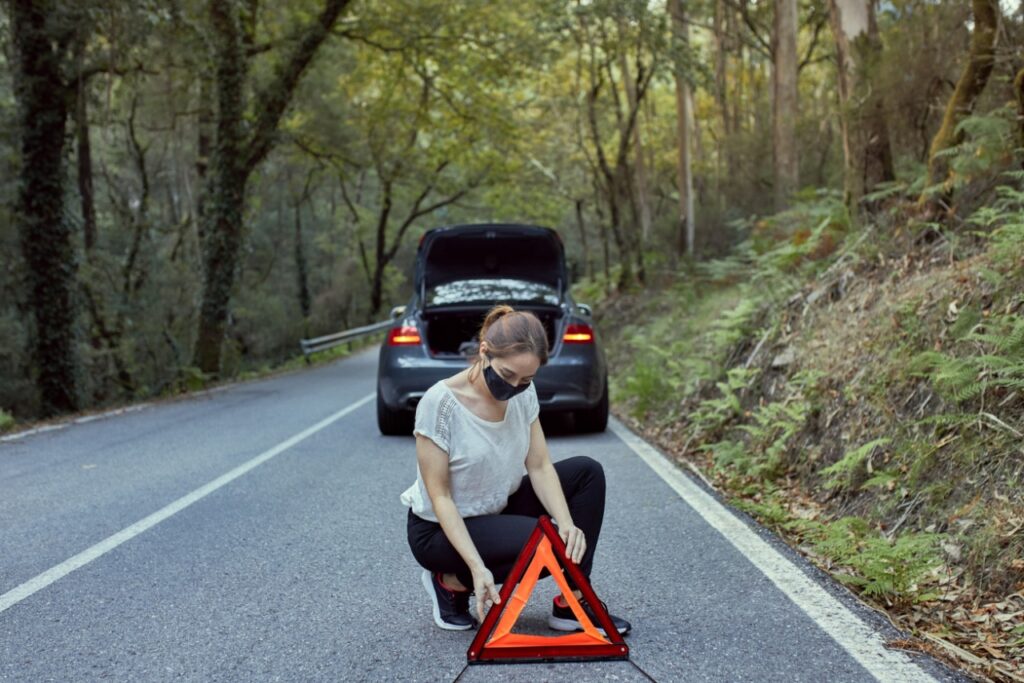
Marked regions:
[558,522,586,565]
[472,566,502,622]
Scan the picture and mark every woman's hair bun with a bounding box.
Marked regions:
[468,303,549,372]
[479,304,515,339]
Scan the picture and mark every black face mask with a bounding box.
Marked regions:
[483,355,531,401]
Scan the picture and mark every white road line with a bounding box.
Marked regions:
[608,416,937,683]
[0,392,376,614]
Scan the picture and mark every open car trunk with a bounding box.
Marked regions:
[423,306,563,358]
[416,224,568,297]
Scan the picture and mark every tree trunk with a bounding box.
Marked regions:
[617,47,652,247]
[772,0,799,211]
[1015,67,1024,157]
[592,179,611,295]
[713,0,733,211]
[294,201,311,328]
[11,0,80,416]
[74,40,97,253]
[192,0,351,374]
[923,0,999,197]
[195,71,214,247]
[670,0,696,258]
[193,0,249,375]
[369,181,392,318]
[574,199,592,280]
[828,0,894,208]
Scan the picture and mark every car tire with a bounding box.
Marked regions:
[378,385,414,436]
[574,377,608,433]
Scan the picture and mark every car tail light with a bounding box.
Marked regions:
[562,323,594,343]
[388,325,422,346]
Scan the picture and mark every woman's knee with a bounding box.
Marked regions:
[556,456,605,498]
[564,455,604,483]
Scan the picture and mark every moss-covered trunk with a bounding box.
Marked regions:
[922,0,999,197]
[11,0,80,416]
[74,39,97,253]
[193,0,248,375]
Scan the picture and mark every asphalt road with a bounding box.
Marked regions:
[0,347,966,682]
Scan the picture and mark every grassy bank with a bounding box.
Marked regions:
[586,184,1024,681]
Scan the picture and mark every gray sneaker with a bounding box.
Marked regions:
[548,596,631,636]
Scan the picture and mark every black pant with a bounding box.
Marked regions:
[406,455,606,591]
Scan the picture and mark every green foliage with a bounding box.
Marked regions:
[690,366,760,435]
[862,180,911,204]
[910,314,1024,405]
[707,298,762,353]
[973,179,1024,275]
[942,105,1020,190]
[806,517,944,604]
[732,494,792,527]
[789,368,827,404]
[820,438,891,491]
[571,269,618,307]
[699,393,808,484]
[734,398,810,479]
[177,366,212,393]
[0,409,14,432]
[621,354,672,419]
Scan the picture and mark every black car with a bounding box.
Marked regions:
[376,223,609,436]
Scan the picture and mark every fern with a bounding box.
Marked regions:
[808,517,943,604]
[861,469,899,490]
[820,438,891,490]
[862,180,909,203]
[690,366,760,434]
[916,413,977,429]
[708,298,761,352]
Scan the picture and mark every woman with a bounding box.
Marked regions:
[400,304,631,634]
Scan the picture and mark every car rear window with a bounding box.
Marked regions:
[426,278,559,307]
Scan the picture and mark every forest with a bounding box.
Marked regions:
[2,0,1024,679]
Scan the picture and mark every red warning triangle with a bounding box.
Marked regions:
[466,515,629,664]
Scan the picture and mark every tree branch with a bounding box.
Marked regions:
[722,0,772,57]
[244,0,352,174]
[798,8,828,73]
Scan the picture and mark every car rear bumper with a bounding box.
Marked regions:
[378,346,605,413]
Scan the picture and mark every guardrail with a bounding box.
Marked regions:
[299,318,395,362]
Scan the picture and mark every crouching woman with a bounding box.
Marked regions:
[400,304,630,634]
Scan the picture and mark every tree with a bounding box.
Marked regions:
[1016,67,1024,155]
[9,0,83,416]
[922,0,999,200]
[193,0,352,376]
[827,0,894,209]
[669,0,696,257]
[572,1,663,291]
[772,0,799,211]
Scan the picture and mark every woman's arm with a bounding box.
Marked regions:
[523,419,587,565]
[416,434,501,620]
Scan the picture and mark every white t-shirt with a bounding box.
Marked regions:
[400,378,540,522]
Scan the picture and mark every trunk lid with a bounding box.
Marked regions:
[415,224,567,304]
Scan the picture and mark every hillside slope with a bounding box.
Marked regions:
[591,192,1024,682]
